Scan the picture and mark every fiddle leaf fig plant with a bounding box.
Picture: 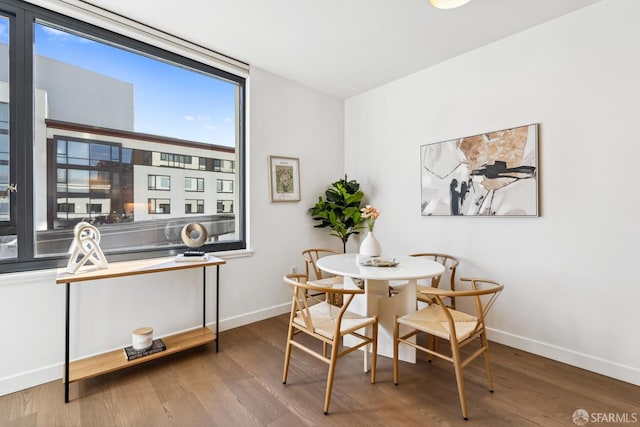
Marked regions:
[309,175,365,252]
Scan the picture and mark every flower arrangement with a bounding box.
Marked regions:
[360,205,380,232]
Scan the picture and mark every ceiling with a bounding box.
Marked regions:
[84,0,602,99]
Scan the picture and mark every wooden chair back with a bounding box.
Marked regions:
[301,248,341,281]
[418,277,503,341]
[410,253,460,307]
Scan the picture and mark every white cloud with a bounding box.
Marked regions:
[184,115,195,121]
[40,25,96,45]
[42,26,67,37]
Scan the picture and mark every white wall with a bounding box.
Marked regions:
[345,0,640,385]
[0,66,345,396]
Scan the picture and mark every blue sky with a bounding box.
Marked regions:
[26,22,237,147]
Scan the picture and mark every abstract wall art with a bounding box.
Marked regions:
[420,123,538,216]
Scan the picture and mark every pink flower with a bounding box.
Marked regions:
[360,205,380,231]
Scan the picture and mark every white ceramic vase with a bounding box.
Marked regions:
[360,230,382,257]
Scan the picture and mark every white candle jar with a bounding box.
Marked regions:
[132,327,153,350]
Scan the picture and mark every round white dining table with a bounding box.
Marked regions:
[317,253,445,366]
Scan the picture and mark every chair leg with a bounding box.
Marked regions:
[481,333,495,392]
[324,339,341,415]
[371,319,378,384]
[363,333,369,373]
[282,325,295,384]
[393,315,399,385]
[451,342,468,420]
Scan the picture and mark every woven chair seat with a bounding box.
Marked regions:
[294,301,376,339]
[397,304,478,342]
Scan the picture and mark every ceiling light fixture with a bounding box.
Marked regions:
[430,0,472,9]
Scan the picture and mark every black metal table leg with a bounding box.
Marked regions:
[65,282,70,403]
[202,266,206,328]
[216,265,219,352]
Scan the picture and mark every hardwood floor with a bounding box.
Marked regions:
[1,314,638,426]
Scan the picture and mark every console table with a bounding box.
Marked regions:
[56,255,225,403]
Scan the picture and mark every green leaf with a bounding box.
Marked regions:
[308,175,367,247]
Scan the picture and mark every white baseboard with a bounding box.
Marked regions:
[215,302,290,332]
[0,302,291,397]
[488,327,640,386]
[0,364,62,398]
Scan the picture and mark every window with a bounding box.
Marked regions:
[217,200,234,214]
[0,1,246,272]
[185,177,204,192]
[185,199,204,214]
[86,203,102,214]
[159,153,193,168]
[148,198,171,214]
[214,159,235,173]
[57,202,75,213]
[148,175,171,191]
[217,179,233,193]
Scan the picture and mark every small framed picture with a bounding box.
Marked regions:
[269,156,301,202]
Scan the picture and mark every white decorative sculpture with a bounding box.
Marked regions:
[66,222,109,274]
[181,222,208,248]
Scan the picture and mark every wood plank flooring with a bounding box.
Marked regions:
[1,314,638,426]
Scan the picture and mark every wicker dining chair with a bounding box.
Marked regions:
[282,273,378,415]
[410,253,459,309]
[393,277,504,420]
[302,248,343,305]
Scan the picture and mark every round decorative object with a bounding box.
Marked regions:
[360,231,382,257]
[132,327,153,351]
[181,222,208,248]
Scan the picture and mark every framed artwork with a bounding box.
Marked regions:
[269,156,301,202]
[420,123,538,216]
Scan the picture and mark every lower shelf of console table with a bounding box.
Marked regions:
[65,327,215,384]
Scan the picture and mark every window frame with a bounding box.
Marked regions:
[148,198,171,215]
[185,198,205,214]
[148,174,171,191]
[185,176,204,192]
[0,0,247,273]
[216,179,234,194]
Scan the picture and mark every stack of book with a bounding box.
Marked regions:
[123,338,166,361]
[175,251,208,262]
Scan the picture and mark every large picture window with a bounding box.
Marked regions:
[0,1,246,272]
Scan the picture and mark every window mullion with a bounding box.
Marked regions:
[13,8,35,260]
